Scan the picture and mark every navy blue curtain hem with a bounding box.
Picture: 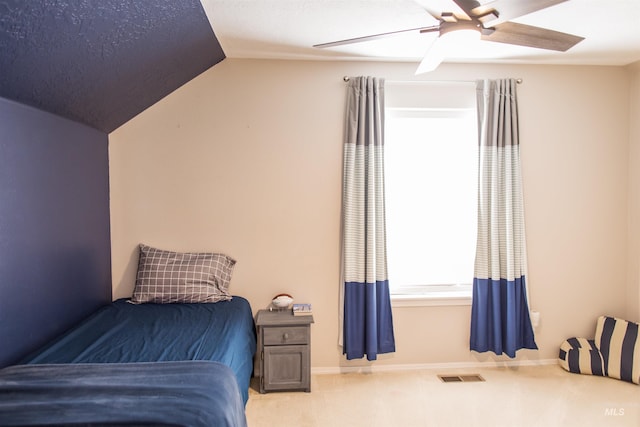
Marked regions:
[469,344,539,359]
[470,277,537,359]
[343,280,396,361]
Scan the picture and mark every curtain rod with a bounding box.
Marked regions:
[342,76,523,84]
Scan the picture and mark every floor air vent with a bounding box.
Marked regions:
[438,374,485,383]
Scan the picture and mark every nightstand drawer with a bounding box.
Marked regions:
[263,326,309,345]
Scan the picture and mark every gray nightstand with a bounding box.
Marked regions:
[255,309,314,393]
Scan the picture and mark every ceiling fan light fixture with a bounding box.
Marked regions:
[415,23,481,75]
[439,24,482,47]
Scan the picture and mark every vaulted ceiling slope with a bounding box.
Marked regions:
[0,0,225,133]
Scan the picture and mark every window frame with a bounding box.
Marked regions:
[384,105,477,306]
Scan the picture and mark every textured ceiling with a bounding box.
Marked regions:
[204,0,640,67]
[0,0,225,133]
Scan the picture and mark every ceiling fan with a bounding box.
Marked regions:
[313,0,584,74]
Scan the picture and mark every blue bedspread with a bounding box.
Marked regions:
[0,361,247,426]
[21,297,256,404]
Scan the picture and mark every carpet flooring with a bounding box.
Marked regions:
[246,364,639,426]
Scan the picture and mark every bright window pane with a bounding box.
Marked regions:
[385,108,477,292]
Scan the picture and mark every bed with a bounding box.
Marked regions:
[0,244,257,427]
[0,361,246,426]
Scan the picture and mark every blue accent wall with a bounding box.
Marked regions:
[0,1,226,366]
[0,97,112,367]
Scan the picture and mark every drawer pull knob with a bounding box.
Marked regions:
[283,333,289,340]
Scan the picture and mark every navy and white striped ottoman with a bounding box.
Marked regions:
[559,316,639,385]
[558,337,605,377]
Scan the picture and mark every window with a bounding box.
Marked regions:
[384,82,477,303]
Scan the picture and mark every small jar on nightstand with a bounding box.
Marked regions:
[255,309,314,393]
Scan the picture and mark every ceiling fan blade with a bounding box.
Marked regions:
[411,0,442,20]
[415,36,446,75]
[451,0,482,20]
[313,25,439,48]
[471,0,569,27]
[481,22,584,52]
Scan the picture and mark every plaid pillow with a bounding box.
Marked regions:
[131,244,236,304]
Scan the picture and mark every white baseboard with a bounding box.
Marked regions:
[311,358,558,375]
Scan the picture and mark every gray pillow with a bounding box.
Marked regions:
[131,244,236,304]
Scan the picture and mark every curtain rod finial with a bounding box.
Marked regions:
[343,76,350,82]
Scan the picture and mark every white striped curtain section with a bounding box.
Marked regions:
[340,76,395,361]
[470,78,537,358]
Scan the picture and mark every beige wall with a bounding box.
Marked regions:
[628,61,640,323]
[109,59,632,369]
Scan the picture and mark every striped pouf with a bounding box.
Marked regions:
[559,337,605,377]
[594,316,639,385]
